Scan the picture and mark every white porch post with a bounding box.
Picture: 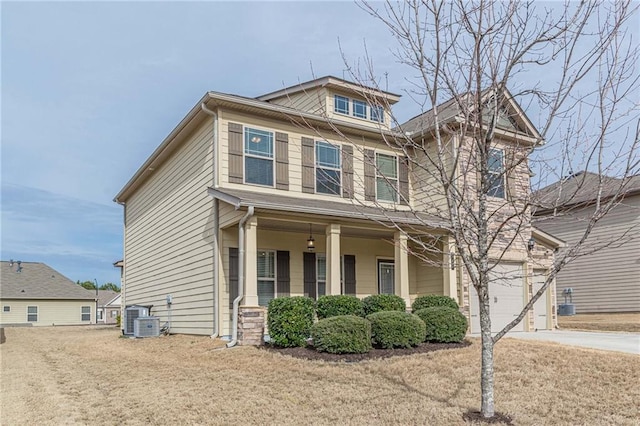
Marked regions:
[326,224,341,295]
[243,216,259,306]
[394,231,410,307]
[443,235,459,304]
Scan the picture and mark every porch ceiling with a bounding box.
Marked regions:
[257,218,395,240]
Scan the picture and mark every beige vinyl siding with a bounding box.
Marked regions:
[0,299,95,326]
[410,139,451,216]
[409,242,445,303]
[218,202,246,229]
[536,195,640,313]
[124,120,215,335]
[264,88,327,115]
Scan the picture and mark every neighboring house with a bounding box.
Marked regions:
[114,76,561,342]
[534,172,640,313]
[0,261,97,326]
[97,290,121,324]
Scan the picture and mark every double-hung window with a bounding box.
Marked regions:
[370,105,384,123]
[353,99,367,119]
[27,306,38,322]
[316,254,327,298]
[82,306,91,321]
[316,141,341,195]
[244,128,274,187]
[334,95,349,115]
[376,153,398,202]
[487,148,505,198]
[257,250,276,307]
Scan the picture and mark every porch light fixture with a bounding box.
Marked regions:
[307,224,315,252]
[527,237,535,252]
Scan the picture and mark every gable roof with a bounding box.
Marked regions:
[0,261,96,300]
[97,290,120,307]
[257,75,401,104]
[533,171,640,214]
[399,87,542,143]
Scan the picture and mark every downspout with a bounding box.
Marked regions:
[201,102,221,338]
[227,206,254,348]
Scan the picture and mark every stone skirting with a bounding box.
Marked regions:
[238,306,266,346]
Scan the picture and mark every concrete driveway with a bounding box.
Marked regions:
[506,330,640,355]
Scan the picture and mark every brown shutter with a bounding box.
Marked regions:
[399,156,410,205]
[276,251,290,297]
[303,252,316,299]
[343,255,356,295]
[342,145,354,199]
[228,123,244,184]
[364,149,376,201]
[229,248,239,309]
[302,137,315,193]
[275,132,289,190]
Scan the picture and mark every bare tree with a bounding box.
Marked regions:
[295,0,639,419]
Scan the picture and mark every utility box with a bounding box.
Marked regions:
[558,304,576,316]
[134,317,160,338]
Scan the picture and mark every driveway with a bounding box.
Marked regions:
[506,330,640,355]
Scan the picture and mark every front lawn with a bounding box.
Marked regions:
[558,313,640,332]
[1,326,638,425]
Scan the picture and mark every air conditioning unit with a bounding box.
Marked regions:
[124,306,149,335]
[134,317,160,338]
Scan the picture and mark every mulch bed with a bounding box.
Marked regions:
[259,340,471,362]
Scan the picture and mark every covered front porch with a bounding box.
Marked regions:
[209,188,458,344]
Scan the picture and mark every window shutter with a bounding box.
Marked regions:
[364,149,376,201]
[229,248,239,309]
[399,156,410,205]
[276,251,290,297]
[343,255,356,295]
[302,137,315,193]
[303,252,316,299]
[275,132,289,190]
[342,145,354,199]
[228,123,244,183]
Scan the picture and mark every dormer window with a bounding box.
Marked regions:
[370,105,384,123]
[353,99,367,119]
[333,94,385,124]
[334,95,349,115]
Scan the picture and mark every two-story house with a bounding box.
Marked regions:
[114,76,561,343]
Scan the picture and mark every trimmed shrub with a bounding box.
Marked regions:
[414,306,468,343]
[362,294,407,316]
[267,296,315,347]
[316,295,364,319]
[412,295,459,312]
[367,311,426,349]
[311,315,372,354]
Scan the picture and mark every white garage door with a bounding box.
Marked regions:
[532,271,549,330]
[470,263,525,333]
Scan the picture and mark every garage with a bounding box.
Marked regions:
[469,263,525,333]
[532,271,550,330]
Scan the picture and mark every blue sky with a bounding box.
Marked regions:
[1,1,412,285]
[1,2,637,285]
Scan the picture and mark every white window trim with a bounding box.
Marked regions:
[27,305,38,322]
[257,249,277,307]
[370,104,385,123]
[315,141,342,196]
[352,99,367,119]
[316,253,327,298]
[243,126,275,188]
[3,306,10,313]
[377,259,395,295]
[488,148,506,199]
[82,306,91,321]
[375,152,399,203]
[334,95,350,115]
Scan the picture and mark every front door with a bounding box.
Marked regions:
[378,260,395,294]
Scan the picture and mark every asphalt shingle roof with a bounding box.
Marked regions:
[0,261,96,300]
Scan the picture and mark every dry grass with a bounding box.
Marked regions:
[1,326,638,425]
[558,313,640,333]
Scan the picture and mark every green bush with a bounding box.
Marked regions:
[267,296,315,347]
[412,295,459,312]
[366,311,426,349]
[311,315,372,354]
[116,314,121,327]
[362,294,407,316]
[316,295,364,319]
[414,306,468,343]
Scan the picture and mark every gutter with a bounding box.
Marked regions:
[200,103,220,339]
[227,206,255,348]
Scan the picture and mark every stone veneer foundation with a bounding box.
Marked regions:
[238,306,266,346]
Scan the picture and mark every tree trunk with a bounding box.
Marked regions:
[479,289,495,418]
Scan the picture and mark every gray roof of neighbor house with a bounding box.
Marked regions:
[97,290,120,307]
[207,187,446,229]
[0,261,96,300]
[533,171,640,214]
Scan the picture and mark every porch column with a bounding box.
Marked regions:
[442,235,459,304]
[326,224,341,295]
[394,231,410,307]
[243,216,259,306]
